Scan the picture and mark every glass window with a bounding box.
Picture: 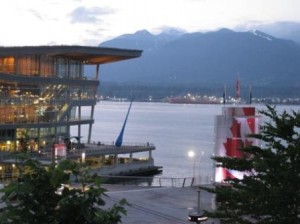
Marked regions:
[40,56,54,77]
[0,57,15,74]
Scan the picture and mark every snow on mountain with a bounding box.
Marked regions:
[99,28,300,87]
[250,29,273,41]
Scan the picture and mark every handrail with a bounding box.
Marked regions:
[0,142,156,162]
[85,141,155,147]
[67,145,155,158]
[0,173,194,188]
[99,175,195,188]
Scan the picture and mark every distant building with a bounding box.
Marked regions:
[0,46,142,152]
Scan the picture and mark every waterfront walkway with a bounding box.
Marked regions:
[104,184,219,224]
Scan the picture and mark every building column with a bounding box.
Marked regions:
[66,88,70,138]
[114,154,118,165]
[78,88,81,145]
[78,122,81,145]
[149,150,153,160]
[96,64,100,79]
[87,105,94,144]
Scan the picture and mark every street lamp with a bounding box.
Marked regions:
[188,189,208,223]
[188,150,195,178]
[81,151,86,163]
[199,150,204,184]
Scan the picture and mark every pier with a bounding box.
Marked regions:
[0,142,162,182]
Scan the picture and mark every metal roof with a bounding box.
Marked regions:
[0,45,142,64]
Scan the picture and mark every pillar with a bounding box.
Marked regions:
[96,64,100,79]
[87,105,94,144]
[149,150,153,159]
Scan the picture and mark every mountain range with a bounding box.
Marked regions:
[98,25,300,89]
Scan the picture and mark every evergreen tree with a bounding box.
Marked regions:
[0,158,127,224]
[202,106,300,223]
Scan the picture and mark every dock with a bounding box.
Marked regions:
[0,142,162,181]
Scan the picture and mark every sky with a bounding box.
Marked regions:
[0,0,299,46]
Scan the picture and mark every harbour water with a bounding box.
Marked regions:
[72,101,300,183]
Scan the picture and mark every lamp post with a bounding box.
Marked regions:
[199,150,204,184]
[188,188,208,223]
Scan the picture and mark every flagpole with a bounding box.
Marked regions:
[249,85,252,105]
[236,77,240,99]
[223,84,226,106]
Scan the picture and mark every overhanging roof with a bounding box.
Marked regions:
[0,45,142,64]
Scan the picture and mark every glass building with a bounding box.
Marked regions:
[0,46,142,152]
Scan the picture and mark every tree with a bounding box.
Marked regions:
[201,106,300,223]
[0,157,127,224]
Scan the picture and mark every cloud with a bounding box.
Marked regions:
[86,28,108,36]
[153,26,187,34]
[28,9,44,21]
[82,38,102,46]
[47,41,59,46]
[70,6,114,24]
[234,20,269,31]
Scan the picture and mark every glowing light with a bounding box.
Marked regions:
[188,150,195,158]
[81,152,86,163]
[188,150,196,178]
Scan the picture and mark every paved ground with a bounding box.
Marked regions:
[103,184,219,224]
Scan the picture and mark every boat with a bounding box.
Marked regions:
[168,94,222,104]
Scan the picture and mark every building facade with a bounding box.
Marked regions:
[0,46,142,153]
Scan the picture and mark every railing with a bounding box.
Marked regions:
[100,175,195,188]
[0,173,195,188]
[88,141,155,147]
[0,142,156,162]
[67,144,155,158]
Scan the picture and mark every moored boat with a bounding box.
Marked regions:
[168,94,222,104]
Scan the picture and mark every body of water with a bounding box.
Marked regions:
[72,101,300,183]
